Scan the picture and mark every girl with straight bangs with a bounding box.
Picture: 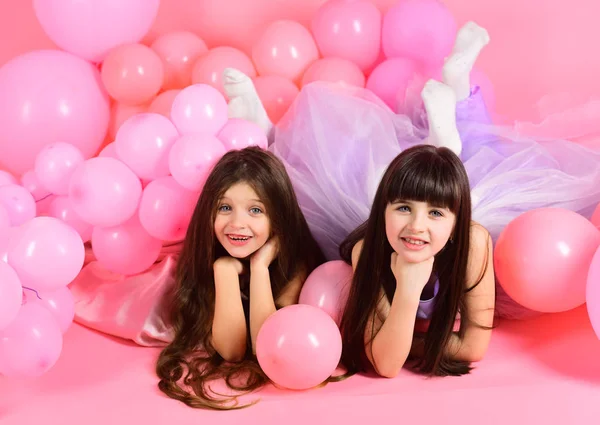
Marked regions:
[338,144,495,378]
[156,146,325,409]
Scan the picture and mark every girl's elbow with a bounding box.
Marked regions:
[217,346,246,363]
[377,366,402,379]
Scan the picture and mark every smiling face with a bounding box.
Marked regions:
[213,182,271,259]
[385,199,456,263]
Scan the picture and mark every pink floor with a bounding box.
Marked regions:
[1,306,600,424]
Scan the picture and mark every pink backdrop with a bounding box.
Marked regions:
[1,0,599,122]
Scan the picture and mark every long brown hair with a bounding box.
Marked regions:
[339,145,476,377]
[156,147,325,409]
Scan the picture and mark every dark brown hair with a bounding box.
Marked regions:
[156,147,324,409]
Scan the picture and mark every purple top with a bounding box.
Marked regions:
[416,278,439,320]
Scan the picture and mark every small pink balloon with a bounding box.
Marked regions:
[34,142,84,196]
[68,157,142,227]
[0,262,22,330]
[0,205,10,230]
[0,303,63,378]
[169,135,227,191]
[92,215,162,275]
[302,58,366,88]
[253,76,299,124]
[101,43,164,105]
[170,84,228,136]
[382,0,457,67]
[47,196,93,243]
[0,171,18,186]
[311,0,382,71]
[298,261,352,326]
[115,113,180,180]
[256,304,342,390]
[98,143,117,158]
[217,119,268,151]
[0,184,36,226]
[139,176,198,241]
[366,58,419,110]
[191,46,256,95]
[252,20,319,82]
[495,208,600,313]
[587,246,600,340]
[151,31,209,90]
[20,170,51,202]
[24,286,75,334]
[107,102,147,140]
[147,90,181,118]
[7,216,85,292]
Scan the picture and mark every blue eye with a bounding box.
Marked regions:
[396,205,410,212]
[250,207,263,215]
[218,205,231,212]
[430,210,443,217]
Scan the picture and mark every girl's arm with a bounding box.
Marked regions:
[212,257,248,362]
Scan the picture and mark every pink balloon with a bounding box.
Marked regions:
[34,142,84,196]
[0,226,16,263]
[24,286,74,334]
[256,304,342,390]
[101,43,164,106]
[217,119,268,151]
[382,0,457,67]
[587,246,600,340]
[191,47,256,95]
[302,58,366,88]
[311,0,382,72]
[298,261,352,326]
[0,171,17,186]
[151,31,209,90]
[47,196,93,243]
[252,20,319,82]
[33,0,160,63]
[35,194,56,217]
[170,84,228,136]
[20,171,51,202]
[0,262,22,330]
[253,76,299,124]
[169,135,227,191]
[115,113,180,180]
[366,58,419,110]
[7,217,85,292]
[139,176,198,241]
[591,202,600,229]
[68,157,142,227]
[0,50,110,175]
[0,184,36,226]
[0,303,63,378]
[495,208,600,313]
[0,205,10,230]
[92,215,162,275]
[98,143,117,158]
[108,102,147,140]
[148,90,181,118]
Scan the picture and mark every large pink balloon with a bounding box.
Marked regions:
[301,58,366,88]
[591,202,600,229]
[495,208,600,313]
[34,142,84,196]
[0,171,17,186]
[108,102,148,140]
[138,177,198,241]
[151,31,209,90]
[92,215,162,275]
[191,47,256,95]
[68,157,142,227]
[217,119,268,151]
[115,113,180,180]
[256,304,342,390]
[0,226,16,263]
[47,196,93,243]
[33,0,160,63]
[382,0,457,67]
[20,171,51,202]
[169,135,227,191]
[0,184,36,226]
[24,286,75,334]
[7,217,85,292]
[253,76,299,124]
[0,205,9,230]
[587,246,600,340]
[170,84,228,136]
[299,261,352,326]
[366,58,419,111]
[311,0,382,72]
[0,262,22,330]
[147,90,181,118]
[101,43,164,106]
[0,50,110,175]
[0,303,63,378]
[252,20,319,82]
